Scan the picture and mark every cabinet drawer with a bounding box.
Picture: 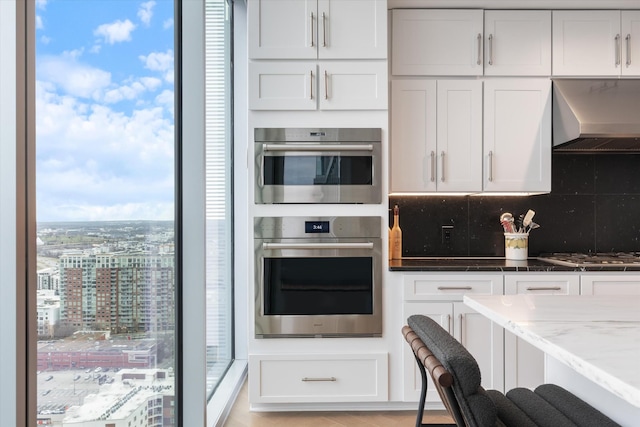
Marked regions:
[404,274,503,301]
[249,353,388,403]
[504,274,580,295]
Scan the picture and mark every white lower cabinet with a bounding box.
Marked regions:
[580,274,640,295]
[402,274,504,404]
[503,274,580,390]
[248,353,388,403]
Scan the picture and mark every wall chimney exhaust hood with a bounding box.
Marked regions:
[553,79,640,153]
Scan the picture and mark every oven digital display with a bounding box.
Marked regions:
[305,221,330,233]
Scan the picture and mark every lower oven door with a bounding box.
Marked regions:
[255,238,382,338]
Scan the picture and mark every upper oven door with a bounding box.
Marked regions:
[254,128,382,204]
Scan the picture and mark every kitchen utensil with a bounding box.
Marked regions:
[523,209,535,228]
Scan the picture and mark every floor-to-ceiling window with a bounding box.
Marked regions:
[34,1,180,425]
[204,0,235,400]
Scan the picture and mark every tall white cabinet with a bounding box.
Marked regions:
[248,0,387,110]
[483,79,552,192]
[390,80,482,193]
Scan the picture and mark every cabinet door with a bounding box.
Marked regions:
[552,10,621,76]
[318,61,387,110]
[392,9,484,76]
[503,274,580,390]
[249,61,317,110]
[483,79,551,192]
[317,0,386,59]
[390,80,437,192]
[454,302,504,393]
[248,0,317,59]
[437,80,483,192]
[581,274,640,295]
[622,11,640,76]
[484,10,551,76]
[402,302,453,403]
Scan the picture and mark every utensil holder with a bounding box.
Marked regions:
[504,232,528,260]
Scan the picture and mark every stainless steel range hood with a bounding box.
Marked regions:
[553,79,640,153]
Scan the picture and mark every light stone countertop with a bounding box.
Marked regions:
[463,294,640,408]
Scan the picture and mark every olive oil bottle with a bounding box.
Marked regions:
[390,204,402,260]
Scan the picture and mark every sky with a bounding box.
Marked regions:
[35,0,175,222]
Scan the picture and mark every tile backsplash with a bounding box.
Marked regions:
[389,154,640,257]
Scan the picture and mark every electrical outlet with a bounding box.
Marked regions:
[441,225,453,244]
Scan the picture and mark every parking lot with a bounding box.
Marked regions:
[37,368,112,419]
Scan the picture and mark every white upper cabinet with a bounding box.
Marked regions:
[249,61,387,110]
[484,10,551,76]
[248,0,387,60]
[553,10,640,76]
[392,9,484,76]
[483,79,551,193]
[391,80,482,193]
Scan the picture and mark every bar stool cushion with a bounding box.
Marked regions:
[534,384,621,427]
[506,387,579,427]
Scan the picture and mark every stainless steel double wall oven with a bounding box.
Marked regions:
[254,128,382,204]
[254,216,382,338]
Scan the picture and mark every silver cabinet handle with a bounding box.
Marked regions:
[310,12,314,47]
[430,151,436,182]
[627,34,632,66]
[440,151,445,182]
[488,34,494,65]
[263,143,373,152]
[446,314,451,333]
[459,313,464,340]
[322,12,327,47]
[477,33,482,65]
[310,70,313,99]
[526,287,562,291]
[488,151,494,182]
[616,34,621,66]
[324,70,328,99]
[263,242,374,250]
[437,286,472,290]
[302,377,336,382]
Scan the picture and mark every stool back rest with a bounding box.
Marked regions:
[406,315,498,427]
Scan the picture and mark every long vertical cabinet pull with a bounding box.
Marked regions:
[324,70,328,99]
[477,33,482,65]
[310,70,314,99]
[430,151,436,182]
[310,12,314,47]
[488,151,494,182]
[627,34,632,66]
[440,151,446,182]
[488,34,494,65]
[616,34,621,66]
[446,314,451,334]
[322,12,327,47]
[459,314,464,342]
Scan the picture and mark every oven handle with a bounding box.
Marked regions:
[263,242,374,250]
[263,143,374,152]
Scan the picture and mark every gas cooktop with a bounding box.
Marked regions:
[538,252,640,267]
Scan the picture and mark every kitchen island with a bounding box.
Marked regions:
[463,294,640,426]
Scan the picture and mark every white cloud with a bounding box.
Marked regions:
[94,19,136,45]
[38,55,111,100]
[35,78,175,222]
[138,1,156,26]
[41,35,51,45]
[36,15,44,30]
[102,77,162,104]
[36,0,48,10]
[139,50,174,83]
[163,18,174,30]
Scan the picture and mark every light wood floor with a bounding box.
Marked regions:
[223,380,453,427]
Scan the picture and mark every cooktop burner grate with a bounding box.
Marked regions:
[538,252,640,267]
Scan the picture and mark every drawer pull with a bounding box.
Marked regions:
[301,377,337,382]
[526,286,561,291]
[437,286,472,291]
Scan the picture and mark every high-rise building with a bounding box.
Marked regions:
[59,251,175,334]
